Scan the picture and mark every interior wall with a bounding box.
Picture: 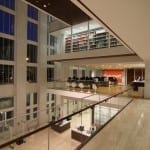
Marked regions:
[71,0,150,61]
[127,68,145,84]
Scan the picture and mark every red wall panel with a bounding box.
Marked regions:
[103,69,123,83]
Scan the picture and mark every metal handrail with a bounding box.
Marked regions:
[0,88,132,149]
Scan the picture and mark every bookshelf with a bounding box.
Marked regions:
[89,31,96,49]
[65,29,122,53]
[89,31,109,49]
[110,35,122,47]
[65,37,72,53]
[72,37,79,52]
[94,32,109,48]
[78,33,88,51]
[72,33,88,52]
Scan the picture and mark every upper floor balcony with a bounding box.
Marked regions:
[47,20,135,61]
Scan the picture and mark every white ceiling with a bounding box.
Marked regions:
[78,62,145,69]
[71,0,150,62]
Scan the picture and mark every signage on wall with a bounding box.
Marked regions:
[103,69,123,83]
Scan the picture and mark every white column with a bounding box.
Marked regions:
[15,0,27,134]
[38,12,47,126]
[55,62,70,81]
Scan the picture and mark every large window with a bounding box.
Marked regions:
[28,5,38,20]
[47,67,54,82]
[0,10,14,35]
[33,92,37,105]
[0,37,14,60]
[47,35,57,55]
[26,92,38,121]
[26,94,30,106]
[0,97,14,109]
[0,64,14,84]
[27,21,38,42]
[0,0,15,10]
[47,15,56,23]
[27,66,37,83]
[0,111,13,121]
[73,69,77,77]
[27,44,37,63]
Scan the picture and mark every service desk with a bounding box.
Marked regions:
[132,81,144,91]
[51,121,70,133]
[71,128,91,143]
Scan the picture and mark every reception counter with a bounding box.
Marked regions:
[132,81,144,91]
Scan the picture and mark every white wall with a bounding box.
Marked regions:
[48,46,134,61]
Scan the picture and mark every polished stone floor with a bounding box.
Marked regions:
[2,111,91,150]
[82,99,150,150]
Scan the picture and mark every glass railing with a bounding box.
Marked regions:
[48,80,128,95]
[0,88,133,150]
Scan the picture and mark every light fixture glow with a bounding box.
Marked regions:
[43,4,47,8]
[26,57,29,61]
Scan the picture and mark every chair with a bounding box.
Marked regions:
[92,84,97,94]
[71,82,77,91]
[78,82,84,92]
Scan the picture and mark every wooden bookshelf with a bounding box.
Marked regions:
[65,36,72,53]
[64,29,122,52]
[110,35,122,47]
[94,32,109,48]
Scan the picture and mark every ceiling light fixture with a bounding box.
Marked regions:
[43,4,47,8]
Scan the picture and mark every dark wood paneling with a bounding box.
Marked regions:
[25,0,90,25]
[127,69,134,84]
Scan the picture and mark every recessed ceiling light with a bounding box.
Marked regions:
[43,4,47,8]
[26,57,29,61]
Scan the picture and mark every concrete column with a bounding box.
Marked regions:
[54,62,62,80]
[57,62,70,81]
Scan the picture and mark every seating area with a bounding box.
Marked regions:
[67,76,118,88]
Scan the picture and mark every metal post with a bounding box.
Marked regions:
[48,105,50,150]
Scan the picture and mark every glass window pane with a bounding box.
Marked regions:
[0,0,15,10]
[0,10,15,35]
[0,37,14,60]
[47,68,54,82]
[6,111,13,119]
[27,44,37,63]
[27,66,37,83]
[0,10,3,32]
[0,97,14,109]
[27,21,38,42]
[33,93,37,104]
[33,107,38,118]
[9,14,14,35]
[4,12,9,34]
[28,5,38,20]
[26,94,30,106]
